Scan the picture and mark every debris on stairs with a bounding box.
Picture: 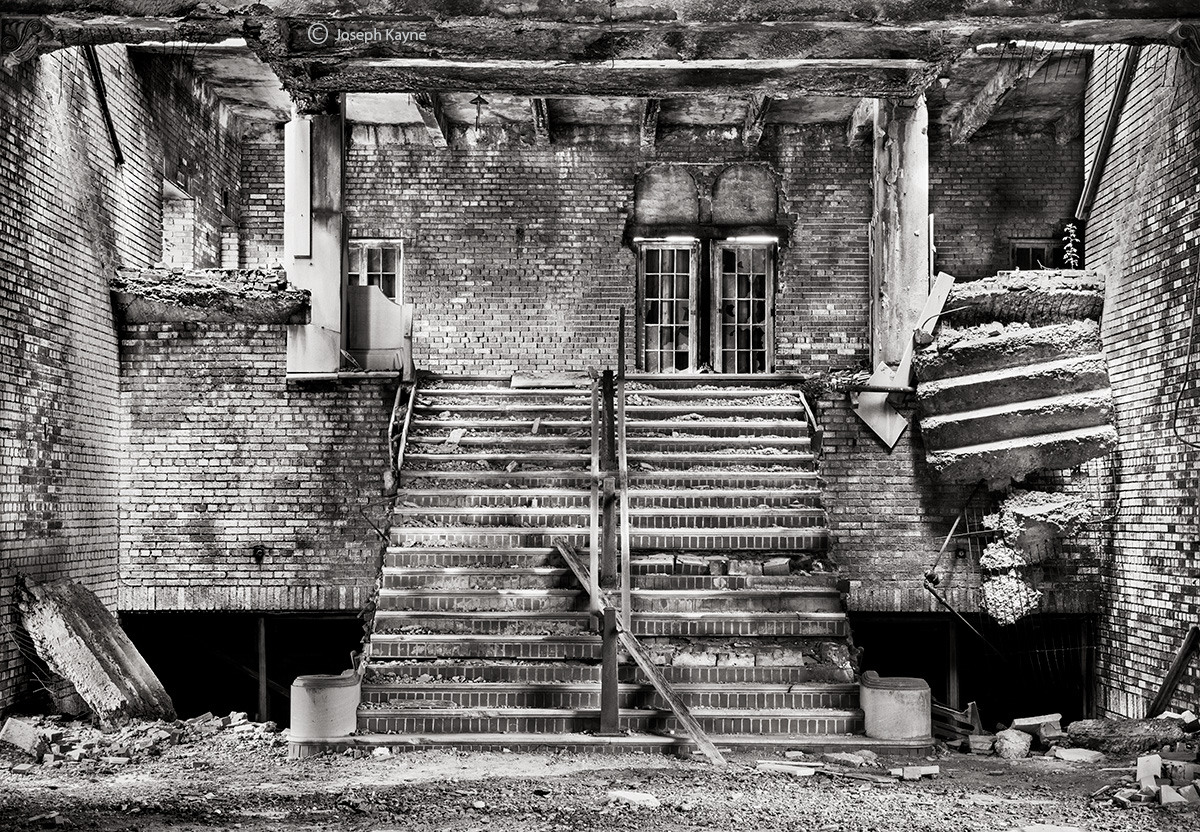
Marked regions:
[16,577,175,726]
[914,270,1117,486]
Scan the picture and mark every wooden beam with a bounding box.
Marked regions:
[846,96,877,146]
[297,59,924,98]
[554,541,726,767]
[412,92,449,147]
[1146,624,1200,718]
[1053,104,1082,146]
[949,55,1051,144]
[742,93,771,147]
[531,97,551,147]
[639,98,660,152]
[257,616,270,723]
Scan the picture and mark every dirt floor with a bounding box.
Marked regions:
[1,730,1197,832]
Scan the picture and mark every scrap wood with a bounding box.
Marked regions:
[1146,624,1200,718]
[553,540,725,767]
[824,765,897,784]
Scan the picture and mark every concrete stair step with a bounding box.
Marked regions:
[398,489,592,509]
[920,389,1114,450]
[290,732,934,758]
[630,588,841,613]
[360,682,859,711]
[371,610,847,639]
[368,632,599,660]
[628,471,822,488]
[383,547,561,568]
[363,662,851,687]
[382,567,578,590]
[357,707,863,736]
[627,506,826,529]
[916,354,1109,416]
[627,452,815,470]
[403,451,591,469]
[628,527,830,552]
[376,587,585,612]
[413,404,590,418]
[625,387,810,400]
[914,319,1102,382]
[408,435,591,450]
[401,470,594,488]
[626,436,811,452]
[412,418,591,434]
[924,423,1119,483]
[389,526,589,547]
[632,574,838,590]
[620,419,807,437]
[393,507,591,527]
[628,489,822,509]
[625,405,805,419]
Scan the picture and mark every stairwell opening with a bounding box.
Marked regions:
[121,613,363,728]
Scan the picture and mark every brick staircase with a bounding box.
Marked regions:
[293,375,933,756]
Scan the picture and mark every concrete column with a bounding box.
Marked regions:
[285,102,345,374]
[871,95,929,366]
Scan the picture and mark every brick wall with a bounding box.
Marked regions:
[118,323,391,612]
[931,131,1084,280]
[0,45,242,713]
[240,124,285,268]
[1088,46,1200,717]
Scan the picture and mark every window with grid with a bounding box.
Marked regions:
[349,239,403,301]
[1010,238,1063,271]
[714,243,773,373]
[641,244,696,373]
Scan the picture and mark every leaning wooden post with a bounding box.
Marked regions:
[598,607,620,735]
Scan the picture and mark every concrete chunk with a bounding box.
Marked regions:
[1051,747,1104,763]
[995,728,1033,759]
[607,790,660,809]
[0,717,48,759]
[16,577,175,727]
[1010,713,1062,736]
[1160,785,1188,805]
[1135,753,1162,782]
[1068,718,1186,755]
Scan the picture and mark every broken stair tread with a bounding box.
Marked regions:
[626,506,825,516]
[919,389,1114,429]
[361,681,859,693]
[924,423,1119,458]
[916,354,1105,396]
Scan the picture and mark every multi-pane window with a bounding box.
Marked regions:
[641,244,697,372]
[714,244,773,374]
[1010,238,1063,271]
[349,239,403,301]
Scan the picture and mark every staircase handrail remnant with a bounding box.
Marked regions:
[588,372,602,605]
[392,374,421,490]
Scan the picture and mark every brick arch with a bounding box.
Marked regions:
[711,163,779,226]
[634,165,700,225]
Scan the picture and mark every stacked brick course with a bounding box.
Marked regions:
[239,124,285,268]
[118,323,392,612]
[1088,45,1200,717]
[0,45,242,712]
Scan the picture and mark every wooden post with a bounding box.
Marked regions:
[601,476,617,589]
[598,607,620,735]
[946,617,961,710]
[601,370,616,469]
[870,95,929,366]
[617,307,626,380]
[257,616,269,723]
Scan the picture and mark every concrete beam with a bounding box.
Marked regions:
[742,93,770,147]
[531,97,551,146]
[639,98,660,151]
[412,92,449,146]
[870,95,929,366]
[949,55,1051,144]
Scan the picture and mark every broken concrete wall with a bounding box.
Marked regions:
[1086,45,1200,719]
[914,273,1117,486]
[112,267,309,324]
[17,578,175,726]
[0,45,245,715]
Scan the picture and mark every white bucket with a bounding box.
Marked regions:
[289,669,360,739]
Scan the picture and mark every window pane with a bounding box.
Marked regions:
[646,249,659,272]
[382,247,396,273]
[368,248,381,272]
[676,275,688,299]
[752,248,765,274]
[349,246,361,275]
[675,249,689,273]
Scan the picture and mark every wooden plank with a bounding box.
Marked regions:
[413,92,450,146]
[553,541,726,766]
[531,97,552,146]
[257,616,270,723]
[1147,625,1200,717]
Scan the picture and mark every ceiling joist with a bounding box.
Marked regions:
[531,97,551,146]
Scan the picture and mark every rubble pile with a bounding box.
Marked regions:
[0,711,284,773]
[1108,752,1200,807]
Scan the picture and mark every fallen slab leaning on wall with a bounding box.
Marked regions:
[16,577,176,727]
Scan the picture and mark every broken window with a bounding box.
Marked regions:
[637,239,775,374]
[349,239,403,301]
[1010,238,1064,271]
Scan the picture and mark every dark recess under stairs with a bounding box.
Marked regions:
[290,375,935,757]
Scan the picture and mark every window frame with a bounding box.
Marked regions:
[636,240,701,373]
[1009,237,1063,271]
[348,238,405,302]
[710,241,776,374]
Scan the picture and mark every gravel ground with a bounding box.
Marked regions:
[1,732,1195,831]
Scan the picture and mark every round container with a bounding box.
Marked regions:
[290,670,361,739]
[859,670,932,741]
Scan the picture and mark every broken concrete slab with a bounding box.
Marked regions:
[986,491,1092,559]
[607,790,660,808]
[915,320,1101,383]
[112,268,309,324]
[1051,747,1104,763]
[923,424,1118,487]
[1067,718,1186,755]
[941,270,1103,327]
[995,728,1033,759]
[0,717,48,758]
[757,762,817,776]
[1135,753,1163,781]
[1009,713,1063,736]
[17,576,176,727]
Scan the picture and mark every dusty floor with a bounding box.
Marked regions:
[1,732,1196,832]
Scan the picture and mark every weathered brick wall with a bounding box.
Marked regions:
[0,46,242,713]
[931,131,1084,280]
[118,323,391,612]
[240,124,285,268]
[1088,46,1200,718]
